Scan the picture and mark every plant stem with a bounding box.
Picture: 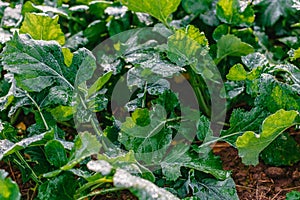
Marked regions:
[15,152,40,184]
[25,92,49,131]
[77,187,125,200]
[187,68,211,117]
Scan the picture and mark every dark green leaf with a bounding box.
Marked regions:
[45,140,68,168]
[2,34,76,92]
[216,34,254,63]
[37,172,77,200]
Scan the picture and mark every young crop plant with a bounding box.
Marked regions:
[0,0,299,199]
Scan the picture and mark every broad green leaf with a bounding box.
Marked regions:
[236,110,300,165]
[168,25,209,67]
[61,132,101,170]
[45,140,68,168]
[20,13,65,45]
[255,75,300,113]
[286,191,300,200]
[2,34,76,92]
[118,0,180,24]
[241,52,268,70]
[226,64,247,81]
[216,34,254,63]
[182,0,213,14]
[113,168,180,200]
[21,1,69,17]
[256,0,296,26]
[184,169,239,200]
[44,132,101,177]
[226,63,262,81]
[161,145,229,181]
[0,170,20,200]
[132,108,150,127]
[37,172,77,200]
[261,133,300,166]
[216,0,255,26]
[49,105,73,122]
[221,107,269,146]
[0,129,54,160]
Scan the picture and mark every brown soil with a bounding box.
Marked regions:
[215,144,300,200]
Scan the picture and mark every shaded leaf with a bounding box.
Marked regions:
[45,140,68,168]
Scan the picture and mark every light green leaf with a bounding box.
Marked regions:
[2,34,76,92]
[236,109,300,165]
[62,48,73,67]
[216,34,254,63]
[216,0,255,26]
[87,71,112,97]
[226,64,247,81]
[118,0,180,24]
[45,140,68,168]
[0,170,20,200]
[20,13,65,45]
[49,105,73,122]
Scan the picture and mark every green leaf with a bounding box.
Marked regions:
[87,71,112,97]
[0,170,20,200]
[61,132,101,170]
[97,150,155,182]
[61,48,73,67]
[167,25,209,67]
[45,140,68,168]
[0,129,54,160]
[216,0,255,26]
[184,169,239,200]
[49,105,73,122]
[118,0,180,24]
[256,0,296,26]
[132,108,150,127]
[216,34,254,63]
[226,64,247,81]
[286,191,300,200]
[221,107,269,146]
[236,109,300,165]
[226,63,262,81]
[181,0,213,15]
[37,172,77,200]
[20,13,65,45]
[113,168,180,200]
[2,34,76,92]
[261,133,300,166]
[255,75,300,113]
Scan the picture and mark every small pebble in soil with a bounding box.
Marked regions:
[264,167,285,178]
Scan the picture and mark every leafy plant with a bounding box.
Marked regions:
[0,0,300,199]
